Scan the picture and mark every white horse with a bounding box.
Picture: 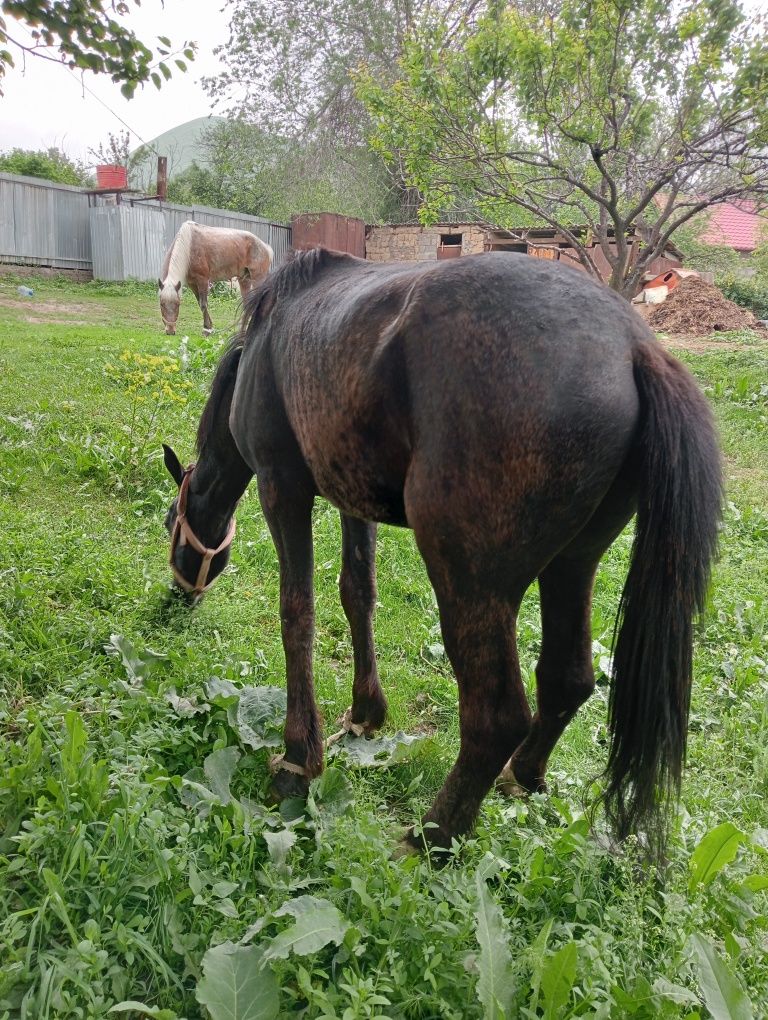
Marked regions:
[158,221,273,335]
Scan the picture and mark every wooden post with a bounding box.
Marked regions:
[157,156,168,201]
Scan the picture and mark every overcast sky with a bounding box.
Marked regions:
[1,2,231,164]
[3,0,766,166]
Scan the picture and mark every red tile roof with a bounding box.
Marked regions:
[700,200,768,252]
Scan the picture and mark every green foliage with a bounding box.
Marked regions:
[203,2,426,221]
[719,276,768,319]
[197,943,279,1019]
[165,119,401,223]
[689,822,746,892]
[0,1,195,97]
[357,0,768,294]
[689,934,755,1020]
[540,941,578,1019]
[100,349,193,492]
[474,874,515,1019]
[0,278,767,1016]
[204,0,429,141]
[89,130,132,170]
[0,146,89,185]
[327,730,427,767]
[673,219,744,277]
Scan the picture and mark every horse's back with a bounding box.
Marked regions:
[233,252,648,537]
[187,223,272,280]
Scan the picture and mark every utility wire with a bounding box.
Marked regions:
[66,66,159,158]
[8,20,159,160]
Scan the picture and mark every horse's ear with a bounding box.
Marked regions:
[174,280,181,293]
[162,443,185,487]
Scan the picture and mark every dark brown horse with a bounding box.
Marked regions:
[163,248,721,858]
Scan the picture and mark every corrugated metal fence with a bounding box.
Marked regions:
[0,172,291,279]
[0,173,92,270]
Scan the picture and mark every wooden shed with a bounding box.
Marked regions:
[364,220,683,292]
[291,213,366,258]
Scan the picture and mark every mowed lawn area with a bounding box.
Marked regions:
[1,272,767,1019]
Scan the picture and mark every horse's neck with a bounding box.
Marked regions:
[187,414,253,546]
[164,223,193,286]
[187,451,251,547]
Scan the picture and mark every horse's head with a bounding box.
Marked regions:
[162,443,236,603]
[158,279,182,335]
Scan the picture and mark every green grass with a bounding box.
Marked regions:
[1,274,767,1019]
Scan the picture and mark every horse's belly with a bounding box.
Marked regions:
[315,467,408,526]
[300,417,410,527]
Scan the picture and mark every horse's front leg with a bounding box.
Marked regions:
[257,470,321,801]
[196,278,214,334]
[339,515,387,733]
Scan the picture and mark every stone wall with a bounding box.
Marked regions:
[366,223,487,262]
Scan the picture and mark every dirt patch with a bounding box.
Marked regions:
[657,333,767,353]
[648,276,755,335]
[0,264,93,283]
[0,296,95,316]
[21,315,94,326]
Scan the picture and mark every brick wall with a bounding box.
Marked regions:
[366,223,487,262]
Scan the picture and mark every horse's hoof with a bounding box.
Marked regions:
[325,706,384,747]
[203,328,214,336]
[338,706,380,737]
[391,836,420,861]
[267,768,310,804]
[495,762,546,798]
[399,822,454,865]
[496,763,529,798]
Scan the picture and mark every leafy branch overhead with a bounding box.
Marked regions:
[201,0,439,222]
[356,0,768,296]
[0,0,196,96]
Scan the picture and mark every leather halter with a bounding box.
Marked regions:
[169,467,236,597]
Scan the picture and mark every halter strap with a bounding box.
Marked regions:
[170,467,236,596]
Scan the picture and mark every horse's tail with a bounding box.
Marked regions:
[604,341,721,857]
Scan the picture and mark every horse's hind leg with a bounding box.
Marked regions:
[497,556,599,795]
[238,275,254,303]
[339,515,387,732]
[405,577,533,851]
[499,474,637,796]
[257,467,322,800]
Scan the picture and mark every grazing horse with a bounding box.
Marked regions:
[162,248,721,858]
[158,221,273,336]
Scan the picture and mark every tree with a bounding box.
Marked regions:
[204,0,467,221]
[357,0,768,296]
[205,0,440,137]
[0,146,89,184]
[165,118,403,223]
[0,1,196,97]
[89,129,132,167]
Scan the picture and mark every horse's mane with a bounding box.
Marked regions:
[196,249,351,452]
[243,247,353,334]
[196,336,244,454]
[162,221,194,286]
